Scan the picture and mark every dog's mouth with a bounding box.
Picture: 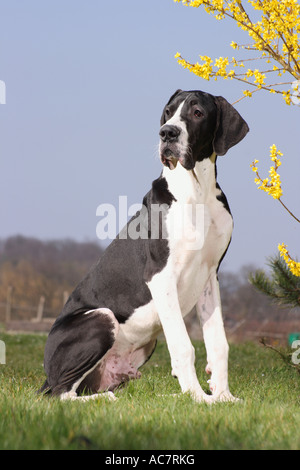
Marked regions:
[160,148,179,170]
[161,155,178,170]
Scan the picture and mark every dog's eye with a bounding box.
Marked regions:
[194,109,203,118]
[165,108,170,116]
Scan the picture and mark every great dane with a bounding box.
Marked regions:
[39,89,249,403]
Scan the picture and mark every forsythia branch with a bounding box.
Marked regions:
[174,0,300,104]
[250,145,283,200]
[278,244,300,277]
[250,145,300,223]
[250,146,300,277]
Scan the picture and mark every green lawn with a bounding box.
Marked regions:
[0,332,299,450]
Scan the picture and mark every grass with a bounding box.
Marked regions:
[0,332,299,450]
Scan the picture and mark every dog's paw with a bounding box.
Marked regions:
[102,391,118,401]
[189,390,215,405]
[61,391,118,402]
[213,391,241,403]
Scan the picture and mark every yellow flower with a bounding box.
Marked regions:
[251,145,283,200]
[278,243,300,277]
[250,159,259,172]
[283,91,292,105]
[215,56,230,77]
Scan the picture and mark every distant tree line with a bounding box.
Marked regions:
[0,235,103,319]
[218,267,293,324]
[0,235,298,326]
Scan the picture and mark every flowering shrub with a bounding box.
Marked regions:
[250,145,283,200]
[174,0,300,104]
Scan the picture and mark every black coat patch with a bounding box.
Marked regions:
[43,311,116,395]
[55,176,175,324]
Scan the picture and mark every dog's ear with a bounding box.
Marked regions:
[160,89,183,125]
[213,96,249,156]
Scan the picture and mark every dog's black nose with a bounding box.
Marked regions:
[159,125,181,143]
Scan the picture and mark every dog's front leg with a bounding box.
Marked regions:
[147,270,213,404]
[196,274,238,402]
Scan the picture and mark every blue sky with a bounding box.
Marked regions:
[0,0,299,273]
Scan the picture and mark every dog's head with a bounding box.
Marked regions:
[159,89,249,170]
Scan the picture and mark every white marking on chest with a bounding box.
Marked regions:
[161,154,233,314]
[121,154,233,349]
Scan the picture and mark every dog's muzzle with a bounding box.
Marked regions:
[159,125,181,170]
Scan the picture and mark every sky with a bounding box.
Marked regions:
[0,0,299,273]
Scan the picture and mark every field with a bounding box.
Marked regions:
[0,332,299,450]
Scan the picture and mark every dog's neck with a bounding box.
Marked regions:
[162,153,217,204]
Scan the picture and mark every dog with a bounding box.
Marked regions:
[39,89,249,403]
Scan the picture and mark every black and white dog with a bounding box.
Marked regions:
[39,89,249,403]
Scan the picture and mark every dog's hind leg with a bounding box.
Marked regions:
[43,308,119,400]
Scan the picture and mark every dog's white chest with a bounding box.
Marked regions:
[167,197,232,315]
[163,158,233,314]
[121,157,233,346]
